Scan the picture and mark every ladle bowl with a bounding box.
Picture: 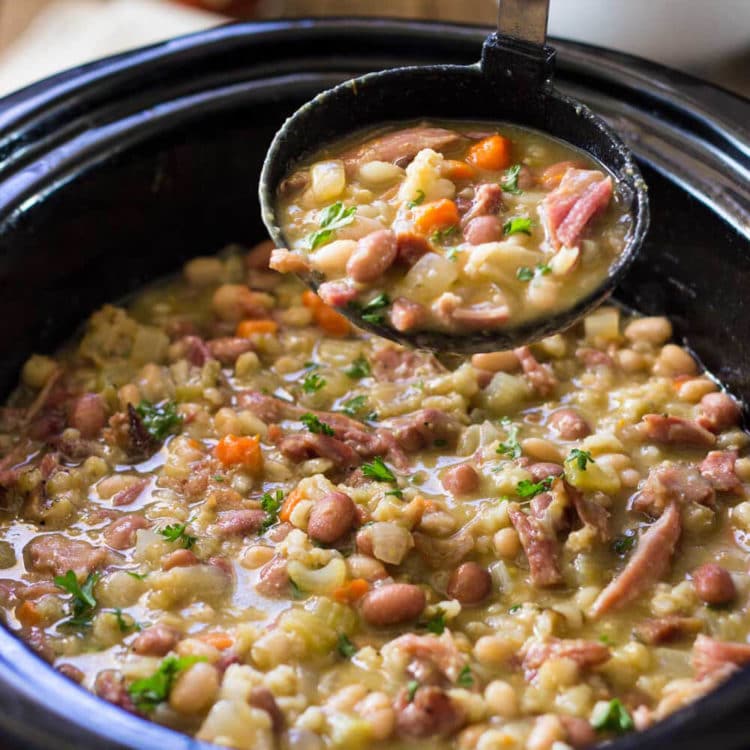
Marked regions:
[259,2,650,353]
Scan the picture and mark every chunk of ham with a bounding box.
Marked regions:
[213,509,267,538]
[541,168,613,249]
[317,280,358,308]
[590,502,681,618]
[103,515,150,550]
[394,685,466,738]
[521,638,610,680]
[633,616,703,646]
[507,502,562,587]
[385,408,462,452]
[631,462,715,517]
[460,183,503,225]
[25,534,112,578]
[278,432,360,470]
[568,484,611,541]
[692,634,750,679]
[514,346,558,397]
[372,347,444,381]
[635,414,716,447]
[699,450,742,493]
[434,293,510,330]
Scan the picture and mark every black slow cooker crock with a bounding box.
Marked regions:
[0,18,748,750]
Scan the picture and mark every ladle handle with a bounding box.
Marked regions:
[497,0,550,46]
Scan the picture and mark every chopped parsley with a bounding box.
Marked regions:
[568,448,595,471]
[356,293,390,325]
[336,633,356,659]
[54,570,100,628]
[302,371,326,393]
[599,633,613,645]
[508,604,523,614]
[425,610,446,635]
[407,189,425,208]
[385,488,404,499]
[134,400,183,442]
[127,655,206,712]
[446,246,460,262]
[612,534,635,554]
[213,474,225,482]
[457,665,474,687]
[407,680,420,702]
[516,266,534,282]
[340,395,373,420]
[308,201,357,249]
[516,476,553,499]
[361,457,396,483]
[500,164,522,194]
[260,489,285,531]
[497,418,521,459]
[127,571,147,581]
[113,608,140,634]
[503,217,533,236]
[537,262,552,275]
[344,356,371,380]
[300,413,334,436]
[159,523,196,549]
[430,225,458,244]
[289,579,305,599]
[591,699,634,734]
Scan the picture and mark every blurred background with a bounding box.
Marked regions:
[0,0,747,97]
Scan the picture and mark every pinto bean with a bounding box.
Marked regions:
[162,549,199,570]
[463,215,503,245]
[249,686,285,732]
[390,297,427,332]
[69,393,107,438]
[346,229,398,283]
[692,563,736,605]
[307,491,357,544]
[361,583,426,626]
[206,337,255,365]
[446,562,492,605]
[169,662,219,714]
[547,408,590,440]
[394,685,465,738]
[441,464,479,496]
[698,392,742,433]
[132,624,180,656]
[57,663,84,683]
[103,515,149,550]
[528,463,564,482]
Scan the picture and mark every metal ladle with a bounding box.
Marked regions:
[259,0,649,354]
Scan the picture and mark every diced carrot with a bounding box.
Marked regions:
[302,290,323,310]
[333,578,371,604]
[442,159,476,181]
[215,434,263,474]
[413,199,460,235]
[279,487,305,523]
[466,134,512,171]
[539,160,579,190]
[236,319,278,337]
[314,305,351,337]
[267,424,283,442]
[672,375,693,387]
[16,600,41,628]
[198,631,234,650]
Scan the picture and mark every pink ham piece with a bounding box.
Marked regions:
[507,502,562,587]
[590,501,681,618]
[542,168,613,249]
[521,638,610,680]
[699,450,743,493]
[635,414,716,448]
[514,346,558,397]
[631,462,715,517]
[692,634,750,679]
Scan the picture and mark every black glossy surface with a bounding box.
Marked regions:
[0,17,747,750]
[259,32,649,352]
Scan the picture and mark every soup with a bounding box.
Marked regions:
[273,122,632,335]
[0,241,748,750]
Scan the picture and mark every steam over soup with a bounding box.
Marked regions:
[273,122,633,335]
[0,241,749,750]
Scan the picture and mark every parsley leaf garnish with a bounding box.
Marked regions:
[425,610,446,635]
[497,418,521,459]
[516,266,534,282]
[612,534,635,554]
[407,190,425,209]
[54,570,100,628]
[568,448,595,471]
[344,356,371,380]
[127,571,147,581]
[308,202,357,249]
[500,164,522,194]
[355,293,390,325]
[407,680,420,702]
[385,488,404,499]
[260,489,285,531]
[341,395,367,418]
[516,476,553,499]
[159,523,196,549]
[508,604,522,613]
[591,699,634,734]
[503,217,533,236]
[113,607,140,634]
[430,225,458,244]
[457,665,474,687]
[127,655,206,712]
[537,262,552,275]
[337,633,356,659]
[361,457,396,483]
[300,413,334,436]
[302,371,326,393]
[134,401,183,442]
